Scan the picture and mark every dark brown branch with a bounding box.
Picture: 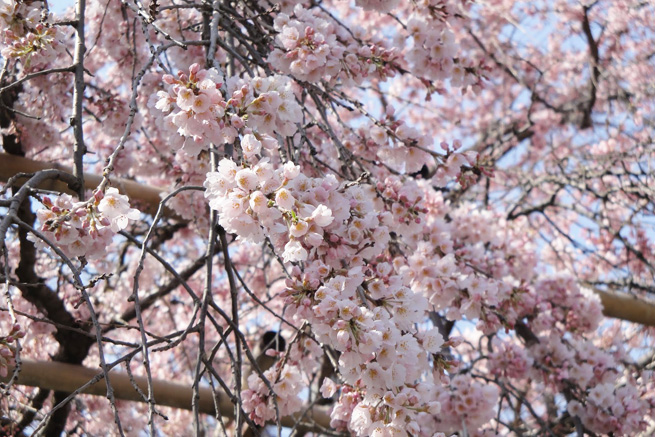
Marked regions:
[579,5,601,129]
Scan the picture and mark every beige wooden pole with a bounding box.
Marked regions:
[2,360,225,414]
[1,360,332,429]
[594,288,655,328]
[0,153,168,217]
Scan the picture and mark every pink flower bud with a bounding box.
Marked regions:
[230,115,245,129]
[448,336,463,348]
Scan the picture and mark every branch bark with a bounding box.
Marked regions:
[70,0,88,197]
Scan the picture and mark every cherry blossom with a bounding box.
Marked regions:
[1,0,654,435]
[33,189,140,259]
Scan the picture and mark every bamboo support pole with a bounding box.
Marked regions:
[0,153,168,217]
[0,360,332,429]
[2,359,225,414]
[594,288,655,328]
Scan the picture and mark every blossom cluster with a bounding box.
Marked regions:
[204,158,335,258]
[429,375,500,434]
[0,323,25,378]
[204,156,475,433]
[526,333,651,434]
[487,340,533,380]
[529,277,604,334]
[568,382,650,434]
[397,193,538,333]
[242,362,304,426]
[34,188,140,259]
[268,5,398,84]
[406,13,477,86]
[285,263,451,435]
[524,277,651,434]
[204,156,392,266]
[369,108,436,175]
[151,64,301,156]
[0,0,66,70]
[343,113,481,184]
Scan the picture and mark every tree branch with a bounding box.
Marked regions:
[70,0,88,197]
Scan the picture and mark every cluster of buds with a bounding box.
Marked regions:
[341,43,399,84]
[1,23,64,69]
[376,176,429,225]
[0,323,25,378]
